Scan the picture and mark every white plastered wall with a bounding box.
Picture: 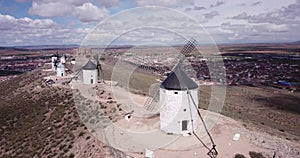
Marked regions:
[160,88,198,134]
[83,69,98,84]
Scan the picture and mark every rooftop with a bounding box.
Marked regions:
[82,60,97,70]
[160,65,198,90]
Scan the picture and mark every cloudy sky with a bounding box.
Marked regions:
[0,0,299,46]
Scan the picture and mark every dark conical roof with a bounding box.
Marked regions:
[160,66,198,90]
[82,60,97,70]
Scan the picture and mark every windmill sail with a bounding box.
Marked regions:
[143,84,160,111]
[131,55,169,75]
[96,54,106,83]
[54,59,59,70]
[176,38,197,67]
[143,39,198,111]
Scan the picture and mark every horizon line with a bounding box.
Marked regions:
[1,41,299,48]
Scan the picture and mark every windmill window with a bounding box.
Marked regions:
[174,92,178,94]
[183,108,186,112]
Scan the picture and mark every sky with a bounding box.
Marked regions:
[0,0,299,46]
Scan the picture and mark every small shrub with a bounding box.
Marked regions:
[63,148,69,153]
[249,151,265,158]
[234,153,246,158]
[69,153,75,158]
[78,131,85,137]
[279,129,285,132]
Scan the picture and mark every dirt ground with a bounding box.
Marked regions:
[100,85,300,158]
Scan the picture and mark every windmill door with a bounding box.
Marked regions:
[91,79,93,84]
[182,120,188,131]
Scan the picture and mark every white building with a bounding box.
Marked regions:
[60,55,66,64]
[82,60,98,84]
[56,63,65,77]
[160,66,199,135]
[71,59,76,65]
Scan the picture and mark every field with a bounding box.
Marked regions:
[101,56,300,142]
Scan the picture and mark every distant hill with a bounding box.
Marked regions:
[290,41,300,44]
[15,44,79,50]
[0,44,79,51]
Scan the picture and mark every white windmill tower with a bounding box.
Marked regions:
[82,60,98,84]
[143,39,218,157]
[140,39,199,134]
[56,62,65,77]
[65,55,104,85]
[159,65,199,134]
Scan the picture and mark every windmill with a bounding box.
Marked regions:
[64,54,105,85]
[143,39,197,111]
[143,38,218,158]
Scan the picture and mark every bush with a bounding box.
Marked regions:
[69,153,75,158]
[249,151,265,158]
[234,154,246,158]
[78,131,85,137]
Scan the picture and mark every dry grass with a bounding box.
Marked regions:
[102,57,300,142]
[0,69,114,157]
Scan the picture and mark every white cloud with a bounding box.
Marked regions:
[76,28,92,34]
[211,21,295,43]
[29,0,110,23]
[0,13,89,46]
[231,12,248,19]
[0,14,56,29]
[74,3,109,22]
[97,0,119,7]
[135,0,193,7]
[2,0,299,45]
[31,0,89,6]
[68,0,90,6]
[210,0,225,8]
[204,11,219,19]
[231,1,300,24]
[216,28,234,34]
[263,23,289,32]
[252,1,262,6]
[29,1,73,17]
[228,33,240,41]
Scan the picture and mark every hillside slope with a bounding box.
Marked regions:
[0,69,123,158]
